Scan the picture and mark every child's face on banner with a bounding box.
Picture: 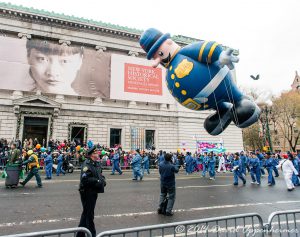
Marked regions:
[28,48,83,93]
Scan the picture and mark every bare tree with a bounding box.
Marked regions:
[272,91,300,152]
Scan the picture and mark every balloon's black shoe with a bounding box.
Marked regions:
[204,104,233,136]
[231,98,261,128]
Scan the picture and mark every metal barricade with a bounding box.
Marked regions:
[97,213,264,237]
[265,209,300,236]
[0,227,92,237]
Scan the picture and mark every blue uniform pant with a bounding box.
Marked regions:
[56,162,65,176]
[241,165,246,175]
[159,186,176,213]
[233,170,246,185]
[273,166,279,177]
[267,168,275,185]
[208,165,215,178]
[142,163,150,175]
[112,161,122,174]
[292,174,300,186]
[260,161,265,175]
[202,164,208,177]
[133,168,143,180]
[185,163,193,174]
[250,167,261,184]
[46,163,53,179]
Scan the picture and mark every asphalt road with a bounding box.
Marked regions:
[0,169,299,236]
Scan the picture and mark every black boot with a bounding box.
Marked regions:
[231,98,261,128]
[204,103,233,135]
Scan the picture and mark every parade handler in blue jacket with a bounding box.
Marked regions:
[140,28,260,136]
[158,153,179,216]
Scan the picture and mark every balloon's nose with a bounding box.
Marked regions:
[152,57,161,68]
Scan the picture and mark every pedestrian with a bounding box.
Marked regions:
[8,143,20,164]
[240,151,247,175]
[110,149,123,175]
[157,153,179,216]
[265,152,276,186]
[208,153,216,180]
[232,152,246,186]
[131,149,143,181]
[185,152,193,175]
[44,151,53,180]
[217,153,226,173]
[142,152,150,175]
[20,150,42,188]
[249,152,261,185]
[202,152,209,177]
[273,153,280,177]
[277,154,299,191]
[291,154,300,186]
[77,146,106,237]
[56,152,66,176]
[256,150,266,175]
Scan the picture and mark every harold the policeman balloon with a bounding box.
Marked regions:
[139,28,260,135]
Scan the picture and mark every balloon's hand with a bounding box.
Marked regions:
[219,48,239,70]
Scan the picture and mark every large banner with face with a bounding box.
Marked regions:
[0,37,111,97]
[110,54,174,104]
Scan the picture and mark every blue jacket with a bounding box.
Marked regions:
[57,154,64,163]
[159,160,179,187]
[232,159,242,172]
[143,156,149,165]
[203,156,209,165]
[249,157,260,168]
[158,155,165,163]
[131,154,142,169]
[44,155,53,165]
[112,153,120,163]
[208,157,216,166]
[240,155,247,166]
[185,155,193,165]
[265,158,277,169]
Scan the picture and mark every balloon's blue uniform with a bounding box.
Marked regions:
[139,28,261,136]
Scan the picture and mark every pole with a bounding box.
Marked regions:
[265,107,273,152]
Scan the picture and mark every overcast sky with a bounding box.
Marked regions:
[4,0,300,95]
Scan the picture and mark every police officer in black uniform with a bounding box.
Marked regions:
[77,146,106,237]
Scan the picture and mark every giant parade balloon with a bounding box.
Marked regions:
[139,28,261,135]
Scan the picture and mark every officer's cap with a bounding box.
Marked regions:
[87,146,97,155]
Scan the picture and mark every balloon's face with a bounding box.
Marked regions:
[152,39,179,68]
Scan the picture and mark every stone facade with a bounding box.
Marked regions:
[0,3,243,152]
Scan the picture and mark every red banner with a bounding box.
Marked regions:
[124,63,162,95]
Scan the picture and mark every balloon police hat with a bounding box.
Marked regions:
[139,28,170,60]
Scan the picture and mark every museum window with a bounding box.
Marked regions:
[145,130,155,150]
[110,128,122,148]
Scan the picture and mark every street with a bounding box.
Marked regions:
[0,170,299,236]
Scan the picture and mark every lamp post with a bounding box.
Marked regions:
[259,105,273,152]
